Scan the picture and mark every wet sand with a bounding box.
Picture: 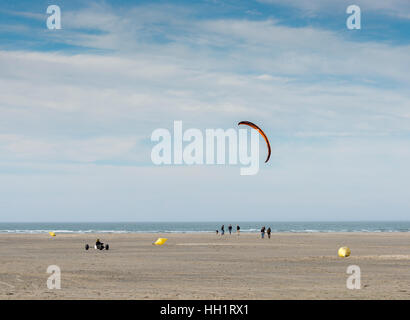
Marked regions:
[0,232,409,299]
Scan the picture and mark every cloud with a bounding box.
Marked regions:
[0,8,45,21]
[257,0,410,19]
[2,135,410,221]
[0,135,140,163]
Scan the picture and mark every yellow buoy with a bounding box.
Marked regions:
[153,238,168,245]
[338,246,351,257]
[49,232,56,237]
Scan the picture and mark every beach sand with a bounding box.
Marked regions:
[0,232,409,299]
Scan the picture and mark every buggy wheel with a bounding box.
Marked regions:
[105,244,109,250]
[85,244,89,250]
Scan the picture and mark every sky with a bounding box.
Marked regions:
[0,0,409,222]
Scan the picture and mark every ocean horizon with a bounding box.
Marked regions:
[0,221,409,234]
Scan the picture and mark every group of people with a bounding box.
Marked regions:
[217,224,240,235]
[260,226,272,239]
[216,224,272,239]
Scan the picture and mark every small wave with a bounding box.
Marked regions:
[0,229,131,234]
[0,225,409,234]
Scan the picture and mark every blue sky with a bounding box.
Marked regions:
[0,0,409,221]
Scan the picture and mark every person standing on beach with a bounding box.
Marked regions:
[228,224,232,235]
[267,227,271,239]
[237,225,240,235]
[221,225,225,235]
[261,226,266,239]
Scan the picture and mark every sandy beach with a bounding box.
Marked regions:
[0,232,409,300]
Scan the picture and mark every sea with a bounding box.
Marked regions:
[0,221,409,234]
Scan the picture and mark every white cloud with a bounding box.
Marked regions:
[0,135,140,163]
[0,29,409,164]
[258,0,410,19]
[2,136,410,221]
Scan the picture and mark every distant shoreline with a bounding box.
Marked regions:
[1,231,410,235]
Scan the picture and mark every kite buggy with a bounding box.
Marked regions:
[85,239,109,251]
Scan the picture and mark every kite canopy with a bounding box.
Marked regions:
[49,232,56,237]
[238,121,271,163]
[338,247,351,258]
[154,238,168,245]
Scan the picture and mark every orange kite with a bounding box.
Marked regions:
[238,121,271,163]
